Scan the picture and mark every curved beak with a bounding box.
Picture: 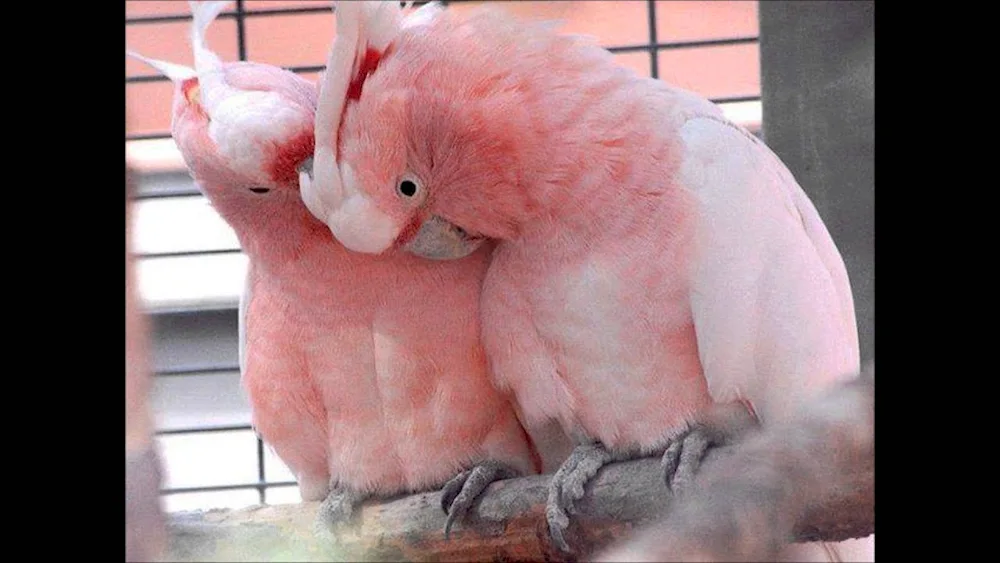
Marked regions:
[403,215,485,260]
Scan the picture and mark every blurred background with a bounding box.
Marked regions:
[124,0,873,514]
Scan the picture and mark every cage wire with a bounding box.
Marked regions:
[124,0,763,513]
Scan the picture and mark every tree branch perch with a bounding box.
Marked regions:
[166,366,873,563]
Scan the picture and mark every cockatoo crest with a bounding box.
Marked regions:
[124,50,196,83]
[125,1,236,120]
[187,1,234,115]
[129,1,314,186]
[301,0,443,249]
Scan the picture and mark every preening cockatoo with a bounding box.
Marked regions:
[127,0,537,536]
[303,2,873,559]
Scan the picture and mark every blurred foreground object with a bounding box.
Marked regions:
[162,364,873,561]
[594,364,874,562]
[126,164,167,562]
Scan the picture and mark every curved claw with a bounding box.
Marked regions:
[545,501,573,554]
[661,403,759,495]
[545,454,579,554]
[440,460,519,539]
[544,444,615,554]
[440,468,471,517]
[660,428,713,494]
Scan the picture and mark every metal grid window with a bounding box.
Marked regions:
[125,0,763,513]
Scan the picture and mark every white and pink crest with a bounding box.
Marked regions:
[301,1,443,251]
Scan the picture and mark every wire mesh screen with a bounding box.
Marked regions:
[124,0,762,513]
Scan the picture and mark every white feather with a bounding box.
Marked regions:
[401,1,444,30]
[308,1,363,224]
[209,90,305,182]
[678,116,860,423]
[363,0,404,52]
[307,0,436,227]
[187,1,237,119]
[182,0,296,182]
[188,1,231,72]
[125,50,196,83]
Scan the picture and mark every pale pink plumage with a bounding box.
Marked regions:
[127,1,535,508]
[313,3,871,559]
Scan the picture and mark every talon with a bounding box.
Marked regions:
[660,404,758,495]
[440,460,518,539]
[661,438,684,490]
[440,469,471,516]
[671,430,711,492]
[660,427,712,495]
[545,502,572,553]
[544,444,618,554]
[546,474,571,552]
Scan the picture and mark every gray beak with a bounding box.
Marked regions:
[403,215,485,260]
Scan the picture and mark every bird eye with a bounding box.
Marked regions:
[249,187,270,194]
[398,179,418,198]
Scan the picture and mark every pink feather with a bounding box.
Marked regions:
[127,2,537,504]
[317,4,871,559]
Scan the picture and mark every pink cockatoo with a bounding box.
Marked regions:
[127,0,537,535]
[304,1,873,559]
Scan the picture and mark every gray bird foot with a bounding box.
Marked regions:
[440,460,520,538]
[661,402,760,495]
[659,426,715,495]
[312,486,367,538]
[546,443,631,554]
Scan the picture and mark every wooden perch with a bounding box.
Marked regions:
[166,369,874,563]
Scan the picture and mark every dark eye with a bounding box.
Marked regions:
[398,180,417,197]
[249,187,270,194]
